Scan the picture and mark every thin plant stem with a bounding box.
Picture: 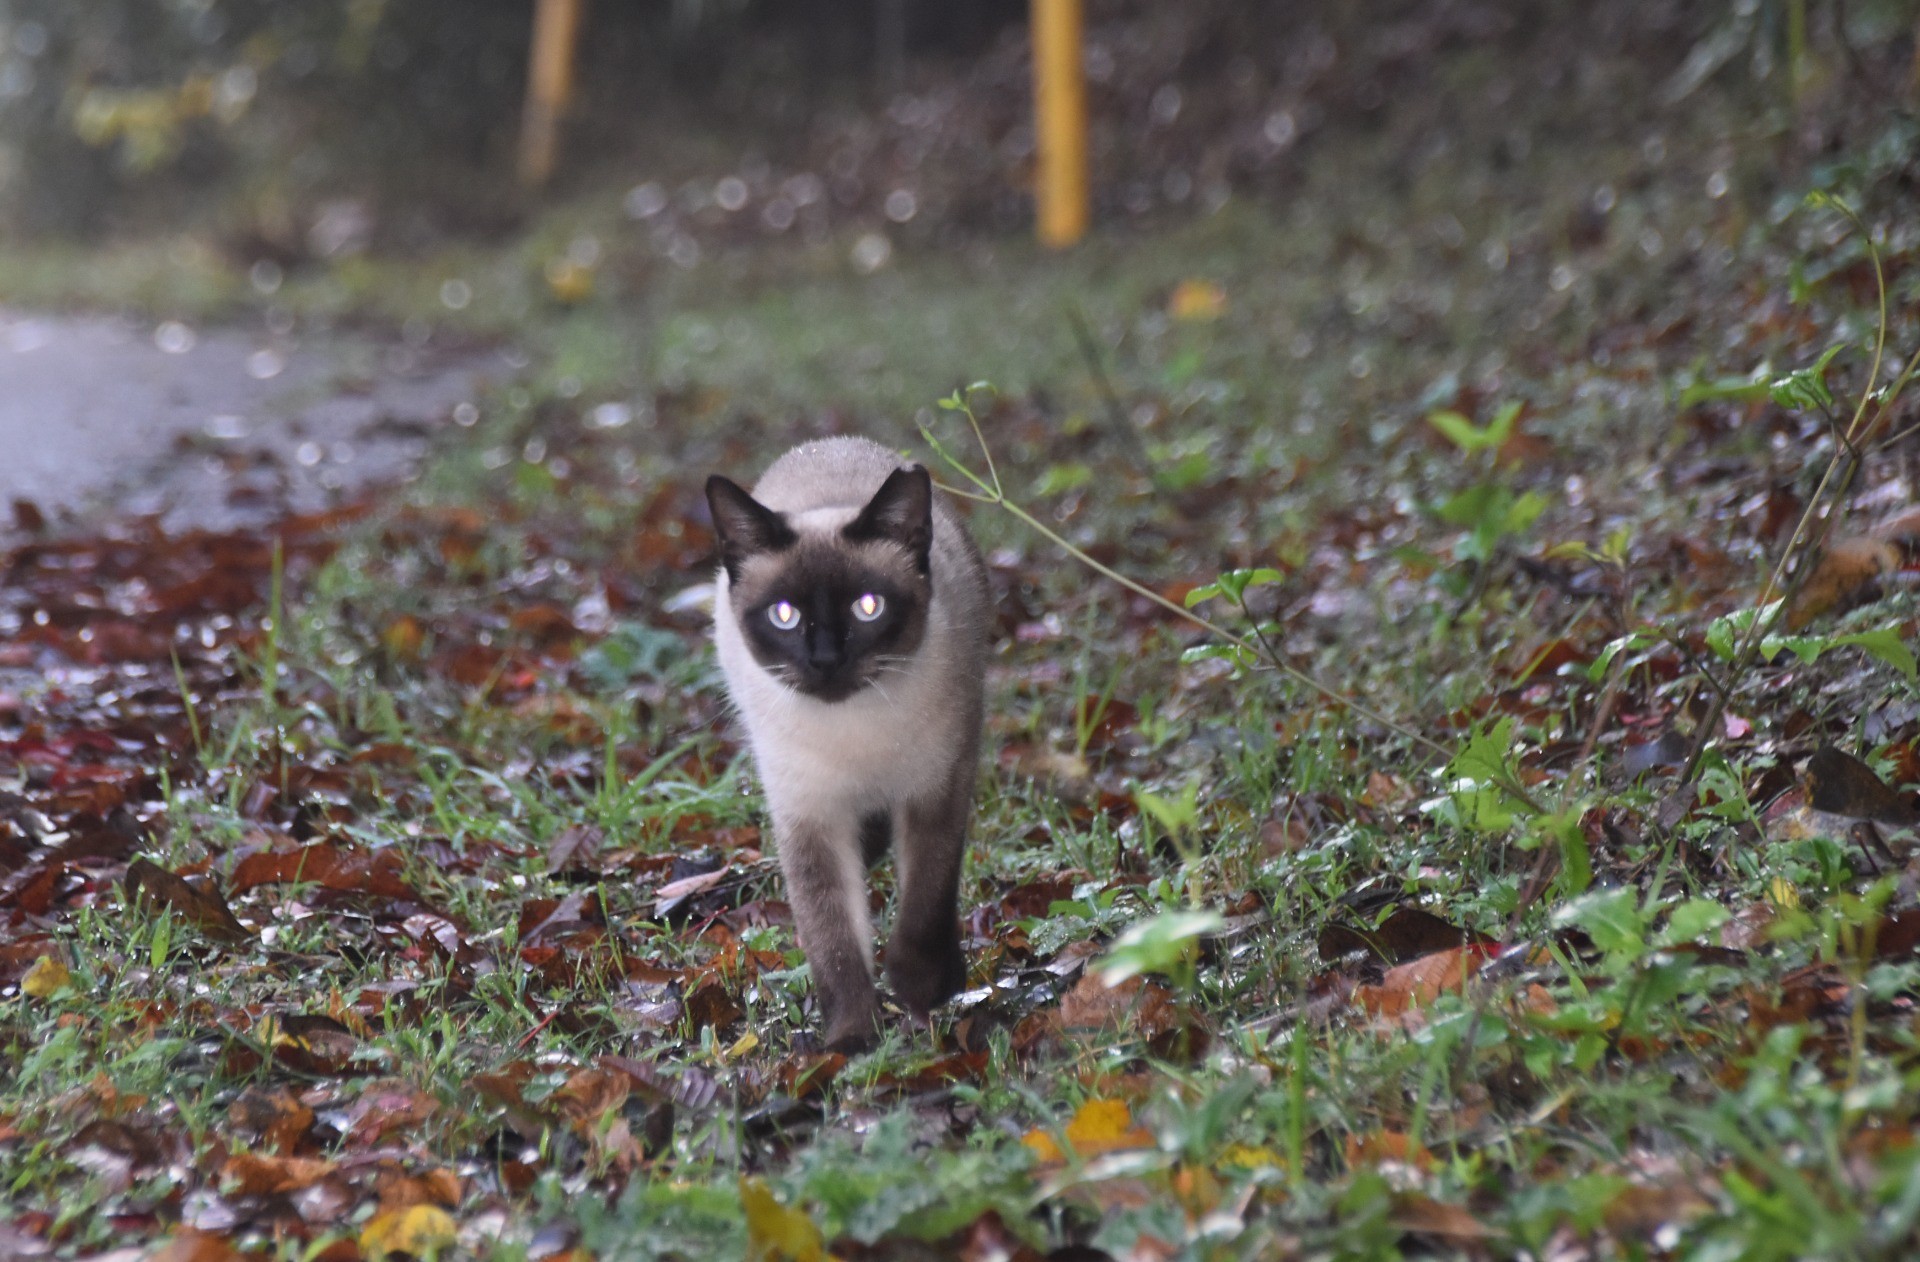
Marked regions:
[920,398,1552,818]
[1679,196,1909,783]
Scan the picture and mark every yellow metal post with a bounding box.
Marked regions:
[518,0,585,188]
[1031,0,1088,248]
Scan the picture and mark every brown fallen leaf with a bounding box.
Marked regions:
[225,1086,314,1153]
[1347,1129,1435,1170]
[229,843,421,902]
[1804,745,1918,826]
[1319,906,1496,967]
[951,1209,1048,1262]
[1354,944,1500,1021]
[124,858,253,944]
[1870,505,1920,546]
[1785,537,1899,630]
[753,1054,830,1105]
[150,1230,250,1262]
[374,1166,462,1211]
[1602,1179,1714,1238]
[546,823,606,877]
[223,1150,335,1196]
[1392,1192,1491,1243]
[549,1067,630,1132]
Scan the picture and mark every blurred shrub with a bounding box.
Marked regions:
[0,0,531,239]
[0,0,1020,243]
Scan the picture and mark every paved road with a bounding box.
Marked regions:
[1,308,517,535]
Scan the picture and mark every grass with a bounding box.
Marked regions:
[6,15,1920,1261]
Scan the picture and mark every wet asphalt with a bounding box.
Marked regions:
[1,308,516,536]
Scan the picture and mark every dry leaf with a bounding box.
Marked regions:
[150,1230,249,1262]
[1785,537,1898,630]
[1022,1097,1155,1164]
[21,955,70,999]
[381,614,427,660]
[1804,745,1918,825]
[223,1150,335,1196]
[1354,944,1497,1020]
[1392,1192,1491,1240]
[361,1203,457,1259]
[1346,1129,1435,1170]
[740,1176,825,1262]
[1168,279,1227,321]
[124,859,252,944]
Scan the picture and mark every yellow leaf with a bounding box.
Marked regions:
[1768,877,1801,909]
[545,259,595,305]
[1168,279,1227,322]
[1219,1144,1284,1171]
[360,1204,457,1258]
[1022,1097,1154,1165]
[22,955,70,999]
[723,1032,760,1062]
[381,615,426,660]
[739,1177,825,1262]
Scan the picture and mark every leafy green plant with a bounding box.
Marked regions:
[1426,401,1549,566]
[1095,908,1224,993]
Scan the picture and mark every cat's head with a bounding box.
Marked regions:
[705,465,934,702]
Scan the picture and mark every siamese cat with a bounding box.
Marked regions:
[705,437,990,1052]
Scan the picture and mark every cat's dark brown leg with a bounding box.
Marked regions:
[885,787,971,1019]
[777,821,880,1052]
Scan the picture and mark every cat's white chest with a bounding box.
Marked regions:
[714,594,952,819]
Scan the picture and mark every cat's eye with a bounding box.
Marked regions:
[852,593,885,622]
[767,601,801,630]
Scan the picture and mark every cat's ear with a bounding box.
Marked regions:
[706,476,796,579]
[845,465,932,570]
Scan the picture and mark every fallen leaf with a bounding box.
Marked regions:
[1168,278,1227,322]
[740,1176,826,1262]
[1805,745,1918,825]
[1354,944,1498,1021]
[225,1086,314,1152]
[223,1150,335,1196]
[375,1166,462,1211]
[1785,537,1899,630]
[1022,1097,1155,1164]
[21,955,70,999]
[124,859,253,944]
[230,842,423,902]
[360,1203,457,1259]
[1320,906,1495,966]
[550,1067,629,1131]
[1603,1179,1714,1237]
[546,824,606,877]
[1392,1192,1490,1240]
[150,1230,249,1262]
[381,615,427,660]
[1347,1130,1435,1170]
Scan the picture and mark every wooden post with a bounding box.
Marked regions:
[1031,0,1088,248]
[518,0,584,188]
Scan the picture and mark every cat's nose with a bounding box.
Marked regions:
[804,627,842,670]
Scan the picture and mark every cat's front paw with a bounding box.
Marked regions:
[816,987,882,1054]
[885,930,968,1018]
